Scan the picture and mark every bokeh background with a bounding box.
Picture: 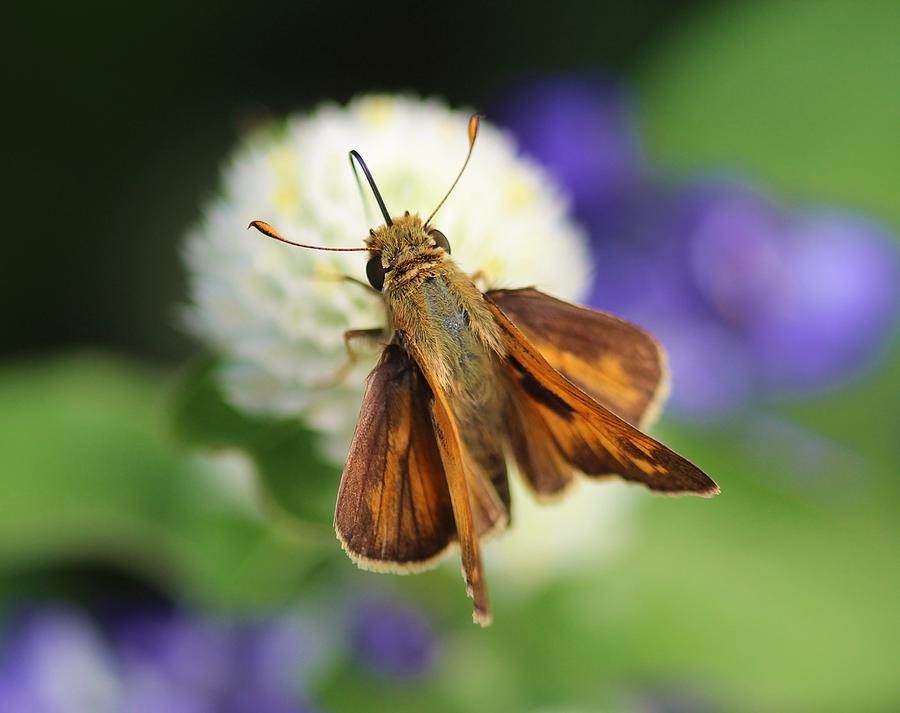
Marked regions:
[4,1,899,711]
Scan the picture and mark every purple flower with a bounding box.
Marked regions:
[498,76,900,419]
[684,182,787,326]
[676,183,900,398]
[0,605,317,713]
[112,609,233,698]
[587,185,712,322]
[745,212,900,391]
[651,318,755,421]
[622,682,719,713]
[640,181,898,416]
[0,606,119,713]
[229,616,315,697]
[347,595,438,680]
[110,609,317,713]
[494,77,644,230]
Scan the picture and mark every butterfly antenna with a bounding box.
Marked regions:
[248,220,372,251]
[349,150,392,226]
[349,153,375,225]
[425,114,480,228]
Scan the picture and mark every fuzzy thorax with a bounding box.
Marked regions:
[367,213,505,392]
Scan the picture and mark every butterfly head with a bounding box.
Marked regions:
[363,213,452,292]
[352,113,477,292]
[248,115,477,294]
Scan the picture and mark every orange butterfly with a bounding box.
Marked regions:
[250,115,718,626]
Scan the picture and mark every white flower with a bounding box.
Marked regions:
[184,93,631,583]
[185,94,589,457]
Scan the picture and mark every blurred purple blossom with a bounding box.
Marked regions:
[495,77,644,231]
[347,595,438,680]
[0,606,119,713]
[622,681,720,713]
[498,79,900,419]
[111,609,319,713]
[0,605,317,713]
[744,213,900,391]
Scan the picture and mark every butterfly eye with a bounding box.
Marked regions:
[366,254,386,291]
[429,228,451,254]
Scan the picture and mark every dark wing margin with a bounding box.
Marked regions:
[486,288,668,428]
[486,297,719,497]
[335,344,456,573]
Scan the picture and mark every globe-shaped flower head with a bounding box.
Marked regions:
[184,95,592,461]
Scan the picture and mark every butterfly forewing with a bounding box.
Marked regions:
[486,297,719,496]
[335,344,456,571]
[486,288,668,427]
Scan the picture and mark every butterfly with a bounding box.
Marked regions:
[249,115,718,625]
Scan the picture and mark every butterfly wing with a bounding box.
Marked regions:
[336,339,492,625]
[403,337,493,626]
[486,288,667,428]
[485,296,718,497]
[335,344,456,572]
[504,378,577,497]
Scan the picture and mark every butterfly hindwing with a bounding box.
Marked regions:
[504,379,576,498]
[335,344,456,572]
[486,296,718,497]
[486,288,668,427]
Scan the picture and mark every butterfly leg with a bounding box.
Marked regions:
[317,327,385,387]
[312,273,381,296]
[468,269,491,291]
[341,275,381,295]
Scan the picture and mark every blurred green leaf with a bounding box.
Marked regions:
[168,357,340,525]
[0,354,189,567]
[318,661,460,713]
[637,0,900,229]
[0,353,327,609]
